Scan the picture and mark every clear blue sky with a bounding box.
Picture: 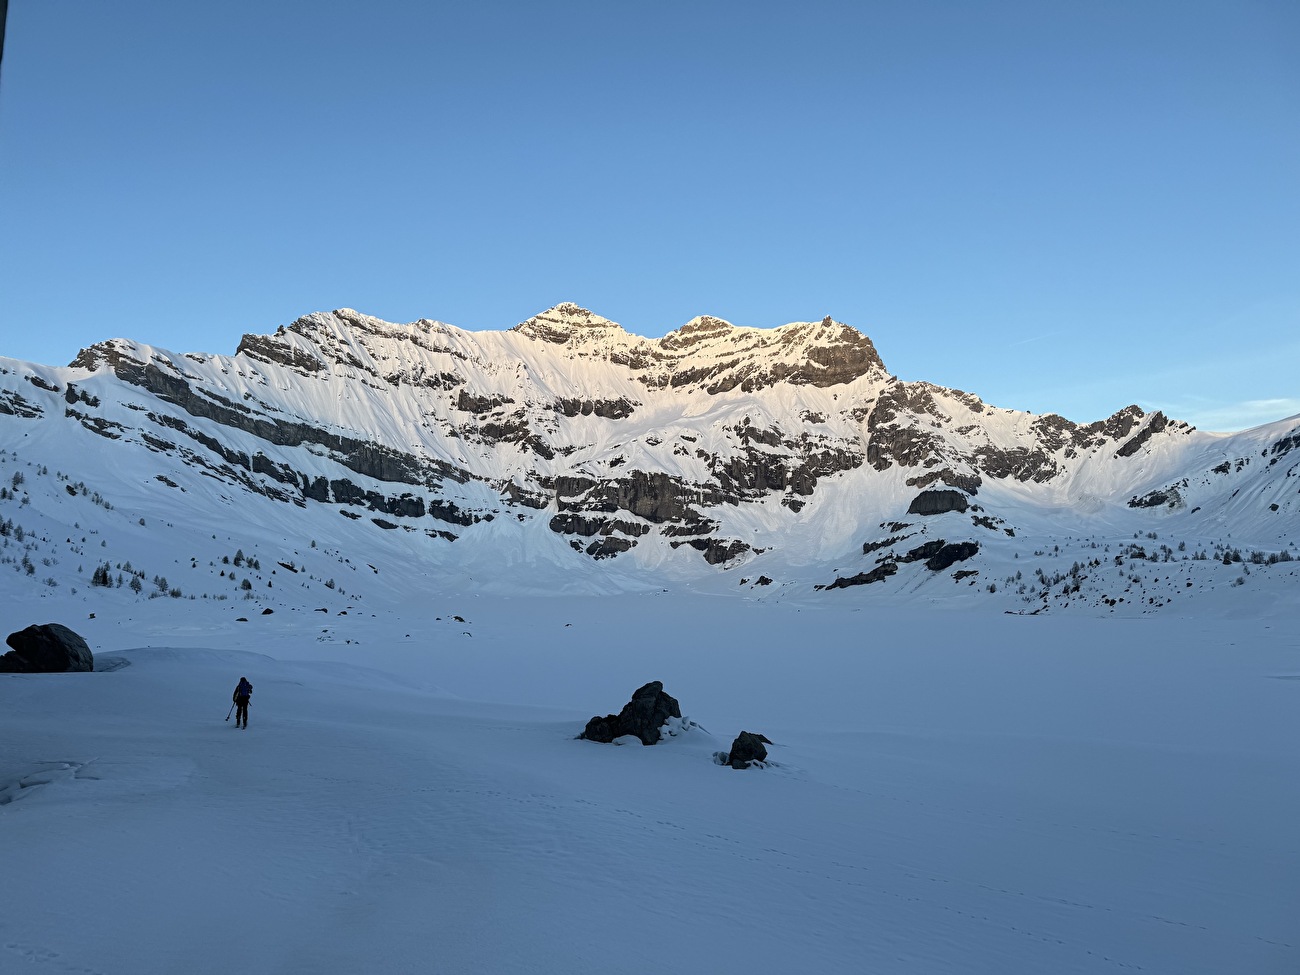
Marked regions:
[2,1,1297,430]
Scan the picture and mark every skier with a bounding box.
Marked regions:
[232,676,253,729]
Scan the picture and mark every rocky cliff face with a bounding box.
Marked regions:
[7,302,1295,597]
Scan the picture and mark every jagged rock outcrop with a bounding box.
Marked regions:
[1129,486,1184,510]
[0,390,44,417]
[553,397,637,419]
[670,537,752,565]
[28,300,1231,585]
[1269,429,1300,462]
[580,681,682,745]
[907,468,982,493]
[924,541,980,571]
[817,563,899,590]
[236,333,326,373]
[895,539,980,570]
[664,318,886,393]
[1,624,94,673]
[1115,411,1169,458]
[513,303,630,345]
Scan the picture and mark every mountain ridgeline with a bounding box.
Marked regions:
[2,303,1297,610]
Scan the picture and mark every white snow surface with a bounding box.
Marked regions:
[1,303,1298,605]
[2,590,1297,975]
[1,306,1298,972]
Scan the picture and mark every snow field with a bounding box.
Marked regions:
[2,593,1297,974]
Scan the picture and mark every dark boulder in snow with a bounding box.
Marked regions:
[1,623,94,673]
[907,489,969,516]
[726,731,772,769]
[899,539,947,563]
[580,681,682,745]
[580,714,623,743]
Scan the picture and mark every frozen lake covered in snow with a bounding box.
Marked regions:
[3,592,1297,974]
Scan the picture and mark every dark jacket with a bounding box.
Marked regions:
[233,679,253,703]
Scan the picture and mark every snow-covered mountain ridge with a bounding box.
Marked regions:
[1,302,1297,614]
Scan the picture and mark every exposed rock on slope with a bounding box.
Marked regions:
[3,301,1294,602]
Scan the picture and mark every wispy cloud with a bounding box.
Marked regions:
[1155,398,1300,433]
[1003,331,1063,350]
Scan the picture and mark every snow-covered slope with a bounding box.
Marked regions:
[3,305,1298,975]
[1,302,1297,614]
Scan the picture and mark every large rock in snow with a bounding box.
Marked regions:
[1,624,94,673]
[907,489,969,515]
[726,731,772,769]
[580,681,682,745]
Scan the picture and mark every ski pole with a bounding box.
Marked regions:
[226,702,235,721]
